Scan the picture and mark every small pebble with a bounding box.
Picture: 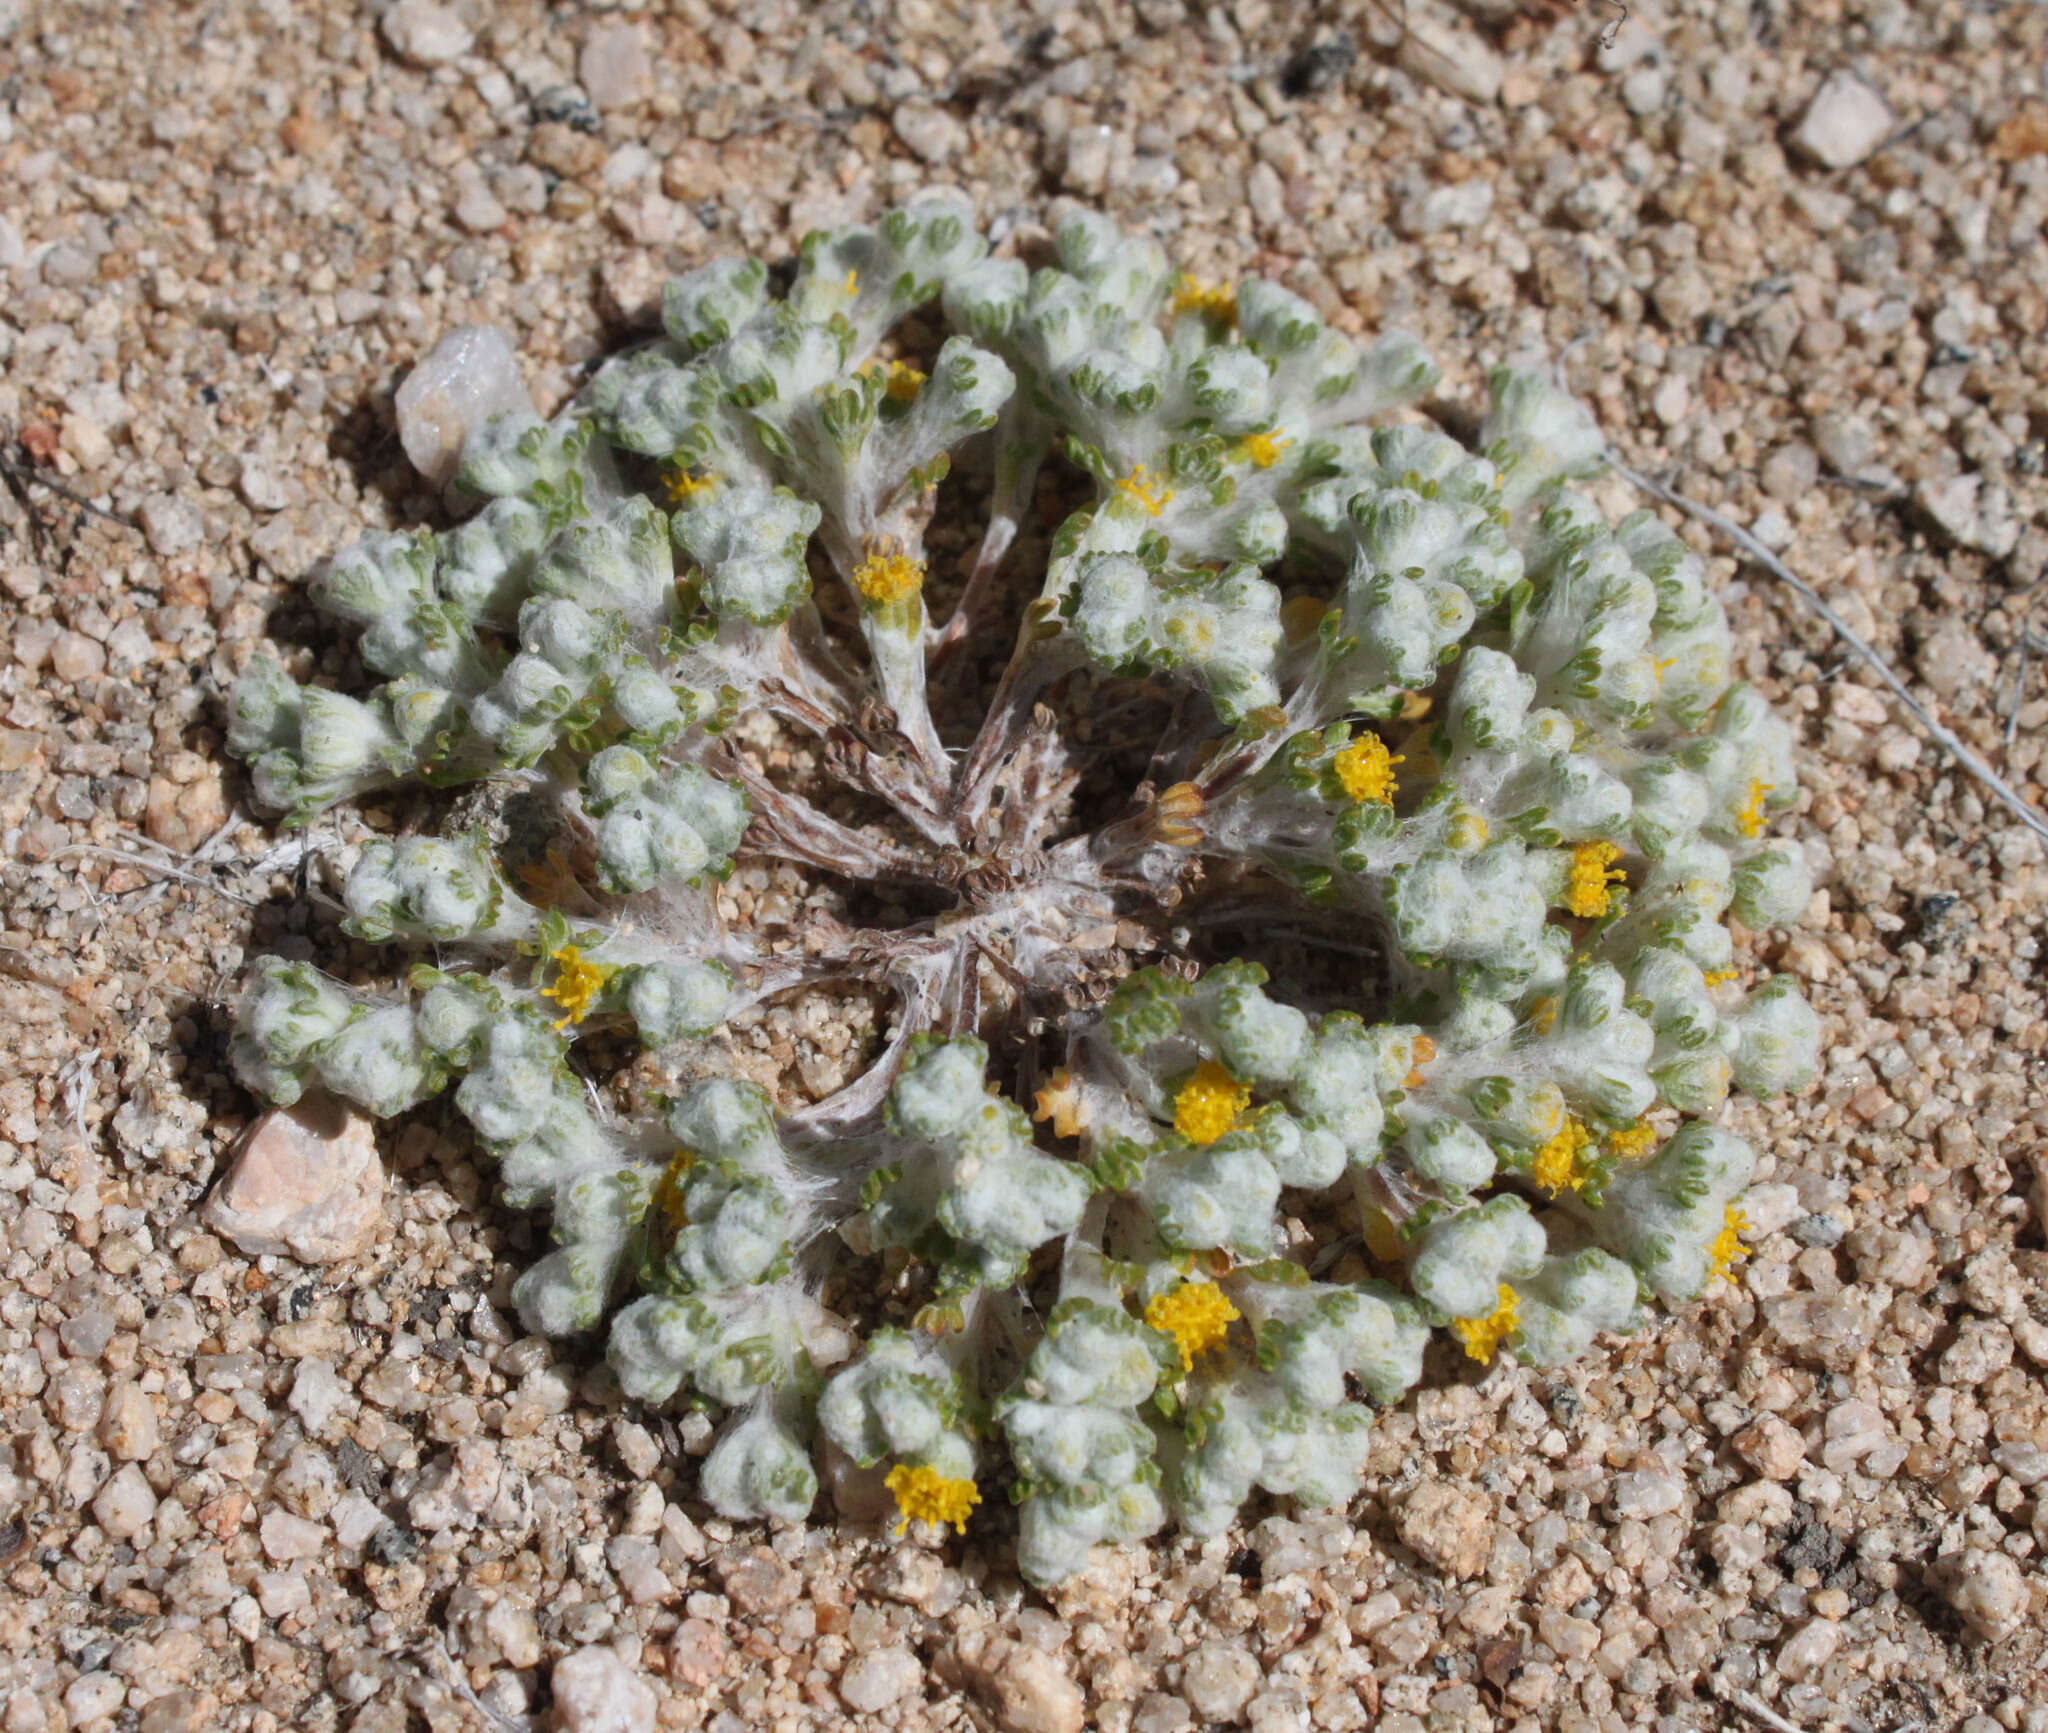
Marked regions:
[453,181,510,235]
[1608,1469,1685,1521]
[51,631,108,683]
[393,325,532,486]
[1181,1641,1260,1723]
[380,0,472,67]
[59,1309,116,1360]
[1776,1616,1841,1681]
[1821,1400,1888,1471]
[97,1381,158,1461]
[970,1637,1085,1733]
[202,1093,386,1265]
[551,1645,658,1733]
[288,1358,351,1435]
[92,1464,158,1540]
[1751,508,1795,551]
[1397,178,1494,237]
[237,453,293,513]
[64,1675,126,1723]
[259,1508,328,1562]
[613,1419,661,1479]
[1396,1480,1493,1579]
[1916,473,2022,558]
[580,23,654,111]
[1939,1319,2016,1387]
[839,1644,921,1713]
[485,1598,543,1670]
[893,104,967,166]
[1733,1415,1807,1481]
[1792,71,1894,170]
[1929,1548,2029,1642]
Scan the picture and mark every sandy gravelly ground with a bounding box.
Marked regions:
[1,2,2047,1732]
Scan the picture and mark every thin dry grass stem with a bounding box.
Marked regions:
[1611,459,2048,847]
[54,846,267,907]
[1709,1675,1809,1733]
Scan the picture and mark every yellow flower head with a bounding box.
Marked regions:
[1235,429,1293,470]
[1735,779,1774,839]
[1605,1121,1658,1162]
[542,946,611,1028]
[884,1464,980,1535]
[843,267,860,297]
[652,1149,695,1223]
[1170,277,1237,322]
[852,549,925,606]
[1701,968,1740,988]
[861,358,927,402]
[1114,463,1174,517]
[1709,1204,1750,1284]
[1451,1284,1519,1364]
[881,360,926,402]
[1564,840,1626,918]
[1531,1117,1595,1196]
[1146,1280,1240,1372]
[1173,1060,1250,1146]
[664,468,721,507]
[1333,734,1403,805]
[1529,996,1559,1036]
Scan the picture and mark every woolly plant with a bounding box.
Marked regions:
[227,199,1818,1586]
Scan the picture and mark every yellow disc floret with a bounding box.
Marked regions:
[1235,429,1293,470]
[851,549,926,606]
[542,946,612,1028]
[1333,734,1403,805]
[1709,1204,1750,1284]
[884,1464,980,1535]
[1564,840,1626,918]
[1114,463,1174,517]
[664,468,721,507]
[1451,1284,1520,1364]
[1735,779,1774,839]
[1173,1059,1250,1146]
[1145,1280,1240,1372]
[1605,1121,1658,1162]
[1531,1117,1595,1196]
[1170,277,1237,321]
